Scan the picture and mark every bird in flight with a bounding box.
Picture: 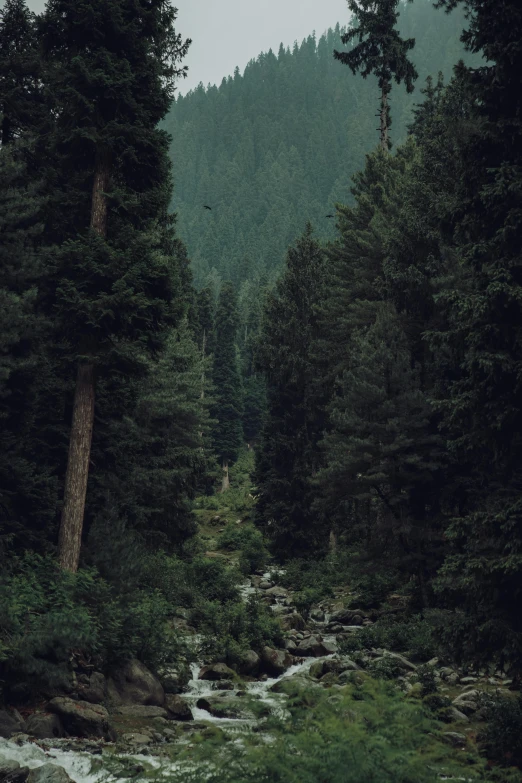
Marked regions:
[325,214,335,218]
[203,205,212,210]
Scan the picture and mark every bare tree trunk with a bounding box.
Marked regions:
[380,83,389,151]
[58,364,95,571]
[221,459,230,492]
[58,145,110,572]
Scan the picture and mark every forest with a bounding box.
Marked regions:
[1,0,522,781]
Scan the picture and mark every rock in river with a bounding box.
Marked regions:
[107,659,164,707]
[260,647,294,676]
[165,694,193,721]
[27,765,72,783]
[199,663,236,681]
[47,698,109,738]
[297,636,336,657]
[24,713,64,740]
[0,710,25,739]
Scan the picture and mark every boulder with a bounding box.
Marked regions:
[121,733,153,746]
[199,663,235,681]
[196,696,250,720]
[259,581,273,589]
[323,657,360,675]
[0,758,29,783]
[25,713,64,740]
[237,650,260,677]
[446,707,469,723]
[27,766,72,783]
[165,694,193,721]
[269,674,316,695]
[329,608,365,625]
[296,636,333,657]
[310,609,325,622]
[452,691,479,715]
[284,639,300,655]
[107,659,164,707]
[0,710,24,739]
[115,705,168,719]
[375,652,417,672]
[77,672,105,705]
[158,666,191,694]
[47,697,109,738]
[309,661,326,679]
[260,647,294,676]
[265,586,288,599]
[279,613,306,632]
[338,670,370,686]
[443,732,467,747]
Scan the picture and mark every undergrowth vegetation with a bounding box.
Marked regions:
[0,543,278,697]
[159,679,521,783]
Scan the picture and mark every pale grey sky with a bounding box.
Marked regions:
[19,0,349,94]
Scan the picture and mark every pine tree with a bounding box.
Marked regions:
[255,225,327,557]
[319,304,443,603]
[0,0,41,146]
[40,0,190,571]
[212,282,243,491]
[426,0,522,663]
[335,0,418,150]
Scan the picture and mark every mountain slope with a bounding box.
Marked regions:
[165,0,481,287]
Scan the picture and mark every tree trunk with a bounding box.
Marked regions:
[329,528,337,555]
[221,459,230,492]
[380,83,389,151]
[57,145,110,572]
[58,364,95,571]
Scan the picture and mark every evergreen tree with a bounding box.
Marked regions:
[255,225,327,558]
[334,0,418,150]
[0,0,41,146]
[426,0,522,663]
[319,304,443,604]
[40,0,190,571]
[212,282,243,491]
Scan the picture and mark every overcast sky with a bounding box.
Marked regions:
[19,0,349,94]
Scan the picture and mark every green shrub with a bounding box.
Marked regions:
[162,678,493,783]
[0,554,183,690]
[338,634,364,655]
[217,523,268,574]
[194,595,284,666]
[417,664,438,697]
[367,656,403,680]
[293,586,328,617]
[341,615,438,662]
[141,552,240,606]
[352,570,401,609]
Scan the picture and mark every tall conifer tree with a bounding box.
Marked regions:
[40,0,190,571]
[427,0,522,661]
[334,0,418,149]
[255,225,327,557]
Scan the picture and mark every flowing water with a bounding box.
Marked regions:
[0,573,339,781]
[0,646,336,782]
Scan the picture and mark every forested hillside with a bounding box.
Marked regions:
[166,0,480,286]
